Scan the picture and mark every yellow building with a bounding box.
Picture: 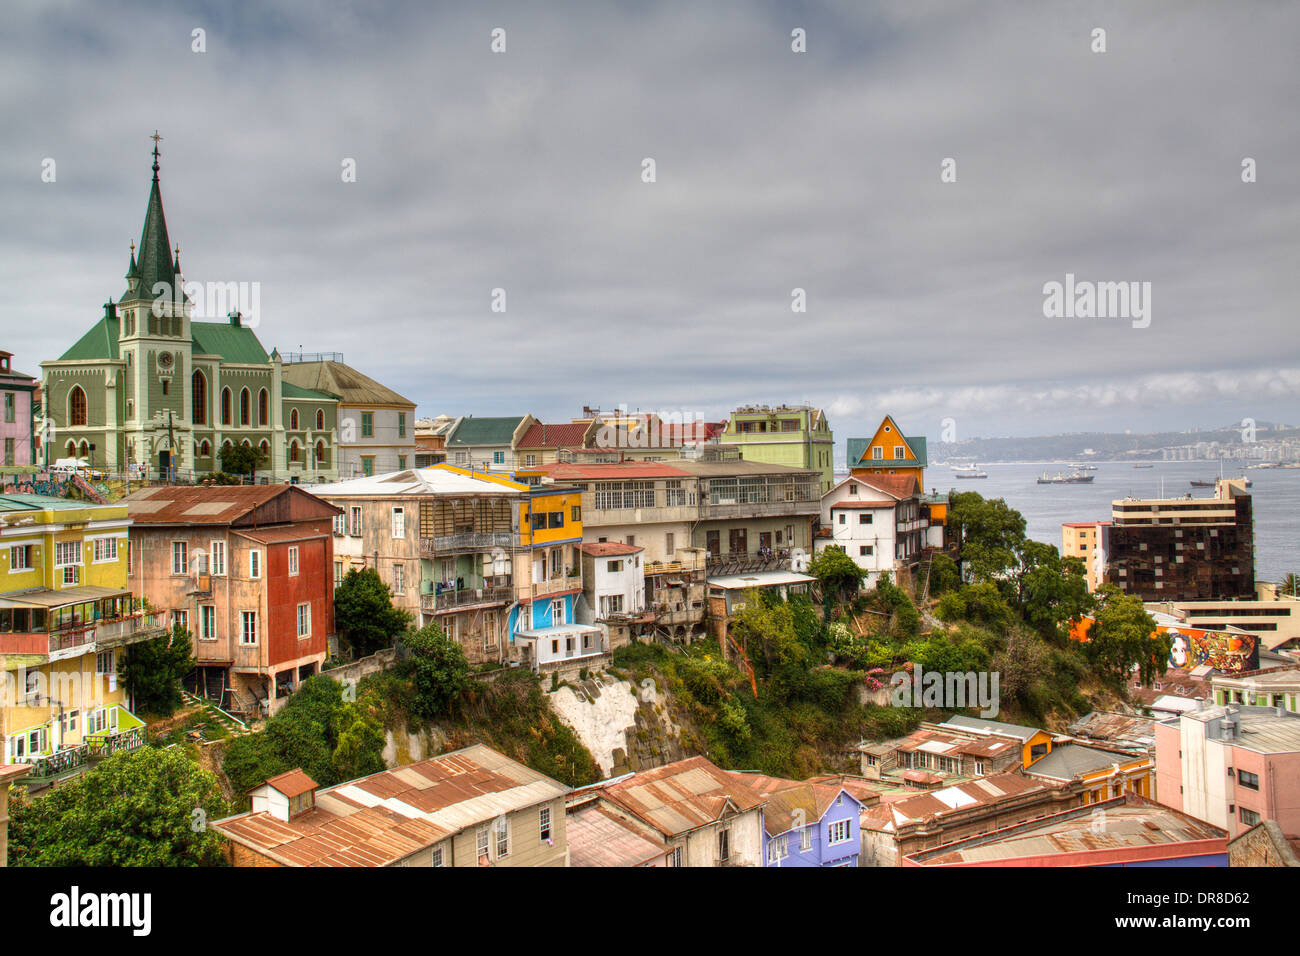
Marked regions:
[0,493,166,787]
[846,416,927,486]
[1061,520,1110,592]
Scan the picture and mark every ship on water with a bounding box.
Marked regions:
[1037,471,1095,484]
[1133,463,1154,469]
[952,463,988,479]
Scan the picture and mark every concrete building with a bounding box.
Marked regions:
[903,794,1227,867]
[593,756,767,866]
[0,494,167,788]
[718,405,835,493]
[40,144,340,481]
[1211,666,1300,713]
[1148,594,1300,652]
[279,357,416,478]
[1061,520,1111,592]
[213,744,570,867]
[0,351,37,468]
[123,484,339,717]
[578,542,648,650]
[1155,702,1300,838]
[1108,478,1255,601]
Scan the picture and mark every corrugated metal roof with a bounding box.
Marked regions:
[567,804,668,867]
[601,756,766,838]
[280,360,414,408]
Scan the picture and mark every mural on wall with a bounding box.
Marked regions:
[1163,625,1258,674]
[1069,617,1260,674]
[1,471,109,504]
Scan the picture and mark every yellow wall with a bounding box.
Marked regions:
[519,490,584,547]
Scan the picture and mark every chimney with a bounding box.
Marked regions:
[228,310,242,327]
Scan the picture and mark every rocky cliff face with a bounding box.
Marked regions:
[548,674,687,778]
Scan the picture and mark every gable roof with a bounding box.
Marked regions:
[517,421,592,449]
[1023,743,1137,781]
[722,771,867,836]
[853,473,922,499]
[940,715,1049,743]
[860,773,1049,832]
[190,321,271,364]
[846,416,928,469]
[579,542,644,557]
[600,756,766,838]
[567,803,670,867]
[58,314,121,361]
[280,360,414,408]
[123,484,340,525]
[447,416,528,447]
[265,769,319,799]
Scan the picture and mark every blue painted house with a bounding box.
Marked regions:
[728,772,869,867]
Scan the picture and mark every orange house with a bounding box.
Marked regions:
[847,416,927,486]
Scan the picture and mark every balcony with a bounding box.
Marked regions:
[645,554,707,577]
[3,609,170,666]
[419,532,518,557]
[698,498,819,521]
[705,551,792,575]
[531,572,582,599]
[421,585,515,613]
[19,713,146,788]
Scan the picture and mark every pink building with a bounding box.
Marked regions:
[0,351,37,468]
[1155,702,1300,839]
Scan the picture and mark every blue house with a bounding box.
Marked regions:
[728,772,869,867]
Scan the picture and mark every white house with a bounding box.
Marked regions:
[579,542,647,621]
[815,474,927,587]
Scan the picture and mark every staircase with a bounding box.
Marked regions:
[918,551,936,603]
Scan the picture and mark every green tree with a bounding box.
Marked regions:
[925,553,960,597]
[1279,573,1299,599]
[217,442,265,478]
[7,747,230,866]
[1087,585,1167,685]
[334,568,413,658]
[948,492,1027,582]
[331,703,387,783]
[402,623,471,720]
[808,546,867,604]
[121,622,195,716]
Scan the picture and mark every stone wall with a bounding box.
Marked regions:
[1228,820,1300,867]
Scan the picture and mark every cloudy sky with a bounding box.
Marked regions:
[4,1,1297,455]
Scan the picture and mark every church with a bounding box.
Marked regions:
[40,139,340,482]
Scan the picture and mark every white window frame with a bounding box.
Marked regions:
[249,549,262,580]
[392,507,405,539]
[201,605,217,641]
[209,539,226,576]
[9,544,34,572]
[539,805,552,842]
[240,610,258,646]
[297,602,311,638]
[495,816,510,857]
[171,540,188,575]
[828,819,851,845]
[92,536,119,563]
[392,563,405,595]
[332,513,346,536]
[288,545,300,577]
[349,506,363,537]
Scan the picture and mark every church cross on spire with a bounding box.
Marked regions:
[151,130,162,180]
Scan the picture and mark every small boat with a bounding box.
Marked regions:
[1190,480,1215,488]
[953,464,987,479]
[1071,463,1098,471]
[1133,464,1154,469]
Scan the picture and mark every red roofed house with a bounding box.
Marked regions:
[591,755,767,866]
[124,484,340,718]
[815,473,930,588]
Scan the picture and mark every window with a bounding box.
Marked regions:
[55,540,82,569]
[91,537,118,562]
[551,597,565,623]
[871,446,883,460]
[398,413,406,437]
[397,456,407,470]
[3,437,11,466]
[3,392,12,423]
[768,839,788,863]
[894,446,906,460]
[392,507,405,539]
[210,540,226,576]
[349,507,363,536]
[201,605,216,641]
[669,847,683,867]
[540,806,552,842]
[361,412,374,437]
[221,388,232,425]
[476,826,490,860]
[431,846,444,867]
[718,828,730,862]
[240,388,250,426]
[858,513,872,525]
[838,513,846,525]
[69,385,87,426]
[828,820,851,844]
[334,559,344,587]
[161,379,169,396]
[848,483,858,496]
[297,602,312,638]
[800,828,812,851]
[495,816,510,857]
[240,611,258,645]
[361,456,374,477]
[1240,807,1261,826]
[392,564,405,595]
[665,532,675,556]
[493,451,505,465]
[1238,770,1260,791]
[249,550,261,579]
[10,544,33,570]
[860,545,872,556]
[96,649,114,675]
[607,560,623,573]
[332,513,345,536]
[288,545,299,576]
[524,454,536,466]
[289,440,301,463]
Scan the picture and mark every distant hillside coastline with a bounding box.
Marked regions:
[931,424,1300,464]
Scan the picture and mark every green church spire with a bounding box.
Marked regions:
[122,131,177,303]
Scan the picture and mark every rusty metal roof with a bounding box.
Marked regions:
[600,756,766,839]
[213,744,567,866]
[124,484,339,524]
[567,803,669,867]
[861,773,1048,833]
[265,768,318,799]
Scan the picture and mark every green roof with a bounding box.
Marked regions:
[190,321,270,364]
[845,435,928,469]
[447,416,526,447]
[282,382,339,401]
[121,171,178,303]
[58,314,120,361]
